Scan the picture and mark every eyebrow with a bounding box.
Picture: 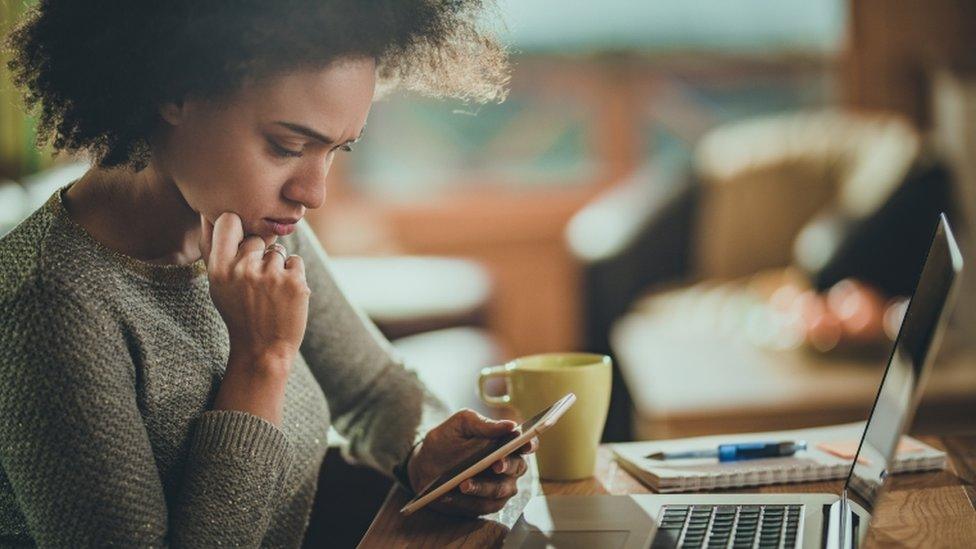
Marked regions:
[273,121,365,145]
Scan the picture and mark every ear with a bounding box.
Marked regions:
[159,100,187,126]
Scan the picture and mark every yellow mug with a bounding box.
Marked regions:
[478,353,612,480]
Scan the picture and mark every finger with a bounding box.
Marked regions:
[514,456,529,477]
[486,455,525,477]
[459,477,518,500]
[284,255,305,278]
[490,458,507,474]
[517,437,539,455]
[456,409,517,438]
[198,214,214,266]
[237,236,266,261]
[211,212,245,267]
[490,455,527,477]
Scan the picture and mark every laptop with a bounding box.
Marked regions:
[503,214,963,549]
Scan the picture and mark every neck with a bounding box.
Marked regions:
[69,164,203,265]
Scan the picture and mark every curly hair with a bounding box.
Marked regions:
[4,0,510,169]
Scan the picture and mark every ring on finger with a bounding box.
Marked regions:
[263,243,288,262]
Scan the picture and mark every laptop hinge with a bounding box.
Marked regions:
[823,489,859,549]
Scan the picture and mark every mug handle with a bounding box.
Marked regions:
[478,364,513,407]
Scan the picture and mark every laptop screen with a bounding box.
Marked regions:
[844,214,962,507]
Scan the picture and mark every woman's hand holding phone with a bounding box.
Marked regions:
[199,212,311,425]
[406,409,538,517]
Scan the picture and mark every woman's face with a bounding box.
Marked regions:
[154,56,375,241]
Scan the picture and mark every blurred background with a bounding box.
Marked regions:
[3,0,975,455]
[4,1,975,544]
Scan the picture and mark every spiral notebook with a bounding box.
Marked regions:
[610,422,946,493]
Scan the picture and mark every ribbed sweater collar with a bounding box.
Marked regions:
[45,182,208,286]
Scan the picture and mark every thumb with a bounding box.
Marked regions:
[456,410,517,438]
[198,213,214,266]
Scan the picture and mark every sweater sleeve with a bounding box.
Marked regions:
[0,274,291,547]
[283,221,451,476]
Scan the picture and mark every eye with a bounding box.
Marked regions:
[338,144,354,153]
[268,139,303,158]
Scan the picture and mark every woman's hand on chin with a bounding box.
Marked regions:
[200,212,311,424]
[199,211,310,368]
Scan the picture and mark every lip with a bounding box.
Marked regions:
[266,216,301,224]
[264,218,299,236]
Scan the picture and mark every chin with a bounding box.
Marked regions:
[244,231,277,248]
[245,223,277,245]
[199,211,278,245]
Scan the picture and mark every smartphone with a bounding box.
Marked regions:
[399,392,577,516]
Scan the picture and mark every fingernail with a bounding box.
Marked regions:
[495,461,506,473]
[461,480,474,493]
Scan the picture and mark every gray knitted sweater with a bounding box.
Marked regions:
[0,184,449,547]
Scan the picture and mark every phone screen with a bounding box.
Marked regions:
[410,401,561,500]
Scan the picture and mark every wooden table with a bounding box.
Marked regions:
[359,434,976,548]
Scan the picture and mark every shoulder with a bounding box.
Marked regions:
[0,200,56,297]
[0,206,121,357]
[0,196,137,401]
[0,257,132,397]
[1,192,118,307]
[0,264,118,354]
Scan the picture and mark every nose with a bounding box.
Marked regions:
[283,156,331,210]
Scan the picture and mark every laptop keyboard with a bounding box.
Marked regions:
[649,504,803,549]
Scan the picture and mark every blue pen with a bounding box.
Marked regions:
[645,441,807,462]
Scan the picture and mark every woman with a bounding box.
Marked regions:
[0,1,532,546]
